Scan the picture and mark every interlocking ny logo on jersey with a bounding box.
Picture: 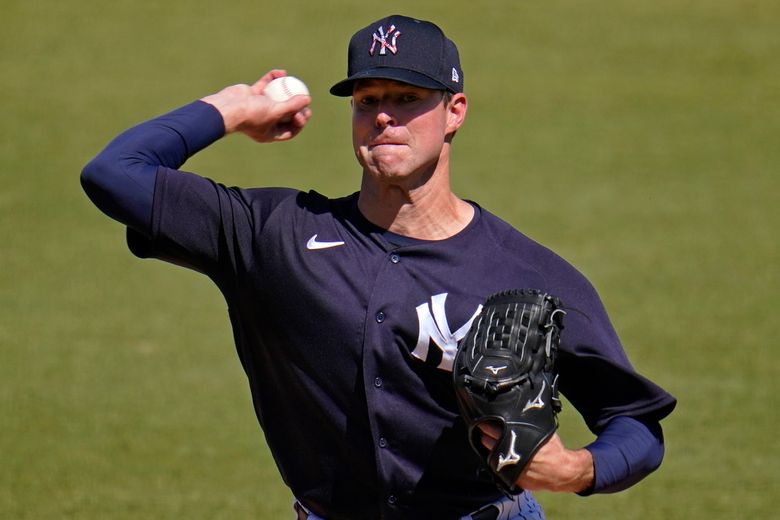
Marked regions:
[370,25,401,56]
[412,293,481,371]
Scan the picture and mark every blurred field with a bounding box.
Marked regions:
[1,1,777,518]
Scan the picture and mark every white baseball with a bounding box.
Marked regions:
[263,76,310,102]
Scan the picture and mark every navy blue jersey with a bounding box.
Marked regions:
[124,168,675,519]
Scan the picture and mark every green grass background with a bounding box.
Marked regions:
[2,1,777,518]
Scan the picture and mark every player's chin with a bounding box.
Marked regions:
[364,152,413,175]
[363,150,399,169]
[366,166,415,185]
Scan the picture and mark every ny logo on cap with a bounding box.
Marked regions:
[370,25,401,56]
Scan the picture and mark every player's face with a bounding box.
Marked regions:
[351,80,464,188]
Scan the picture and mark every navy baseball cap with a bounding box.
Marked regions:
[330,14,464,96]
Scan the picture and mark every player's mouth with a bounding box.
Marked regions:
[369,144,403,150]
[368,139,406,149]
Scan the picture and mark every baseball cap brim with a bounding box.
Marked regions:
[329,67,450,97]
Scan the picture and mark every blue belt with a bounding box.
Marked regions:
[294,491,545,520]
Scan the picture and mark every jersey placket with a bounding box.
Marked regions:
[361,247,416,517]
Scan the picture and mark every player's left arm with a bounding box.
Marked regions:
[578,415,666,494]
[478,415,664,493]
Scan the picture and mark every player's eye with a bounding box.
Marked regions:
[399,93,420,103]
[357,96,378,107]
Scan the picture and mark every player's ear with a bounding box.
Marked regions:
[446,93,467,134]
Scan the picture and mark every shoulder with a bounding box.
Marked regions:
[234,188,360,235]
[240,188,354,210]
[475,206,584,280]
[473,205,604,316]
[239,186,300,208]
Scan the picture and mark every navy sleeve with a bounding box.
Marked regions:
[80,100,225,232]
[582,416,666,495]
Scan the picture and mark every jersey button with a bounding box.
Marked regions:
[375,311,386,323]
[390,253,400,264]
[387,494,397,506]
[374,377,383,388]
[379,437,388,448]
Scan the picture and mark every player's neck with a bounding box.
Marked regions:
[357,174,474,240]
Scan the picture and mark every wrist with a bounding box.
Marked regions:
[200,96,241,134]
[200,85,253,134]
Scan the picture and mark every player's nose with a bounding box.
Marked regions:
[375,105,396,128]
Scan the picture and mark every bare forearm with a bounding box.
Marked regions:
[553,448,594,493]
[517,435,594,493]
[495,416,664,494]
[547,447,594,493]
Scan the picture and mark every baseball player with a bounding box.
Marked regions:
[81,14,676,520]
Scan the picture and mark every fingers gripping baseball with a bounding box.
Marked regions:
[241,93,311,143]
[201,70,312,143]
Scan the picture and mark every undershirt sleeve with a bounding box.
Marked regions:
[80,101,225,233]
[583,415,666,495]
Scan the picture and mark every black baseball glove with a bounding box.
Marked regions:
[453,289,565,493]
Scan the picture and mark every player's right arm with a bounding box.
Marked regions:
[80,70,311,232]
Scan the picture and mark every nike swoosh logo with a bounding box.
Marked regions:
[306,234,345,250]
